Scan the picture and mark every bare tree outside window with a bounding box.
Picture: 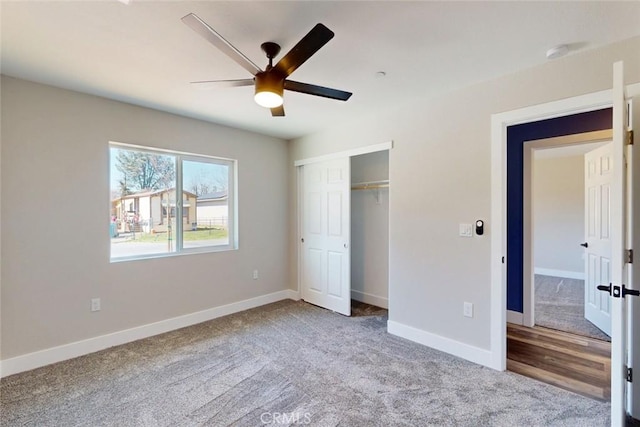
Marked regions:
[115,150,175,192]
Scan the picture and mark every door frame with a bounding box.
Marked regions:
[522,130,613,328]
[294,141,393,300]
[490,82,640,371]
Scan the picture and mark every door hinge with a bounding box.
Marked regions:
[627,367,633,383]
[625,249,633,264]
[626,130,634,146]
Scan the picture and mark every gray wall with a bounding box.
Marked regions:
[1,76,289,359]
[289,36,640,351]
[533,155,584,277]
[351,151,389,307]
[2,35,640,387]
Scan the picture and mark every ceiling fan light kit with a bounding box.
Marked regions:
[182,13,352,117]
[254,72,284,108]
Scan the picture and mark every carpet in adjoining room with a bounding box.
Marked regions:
[535,274,610,342]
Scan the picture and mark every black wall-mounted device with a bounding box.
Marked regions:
[475,220,484,236]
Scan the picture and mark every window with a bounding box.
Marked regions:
[109,143,236,261]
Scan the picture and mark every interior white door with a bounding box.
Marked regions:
[301,157,351,316]
[609,60,629,427]
[584,143,613,336]
[628,95,640,423]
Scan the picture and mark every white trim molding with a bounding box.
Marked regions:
[507,310,524,325]
[286,289,301,301]
[491,89,615,370]
[387,320,494,369]
[351,290,388,309]
[534,268,585,280]
[490,82,640,374]
[293,141,393,167]
[0,289,298,378]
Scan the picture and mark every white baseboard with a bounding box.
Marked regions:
[387,320,495,369]
[534,268,584,280]
[0,289,298,378]
[351,289,388,309]
[287,289,301,301]
[507,310,523,325]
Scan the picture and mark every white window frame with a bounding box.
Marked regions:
[110,142,238,262]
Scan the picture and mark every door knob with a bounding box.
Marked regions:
[622,285,640,298]
[580,242,589,248]
[597,283,639,298]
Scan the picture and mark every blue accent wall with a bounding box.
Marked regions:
[506,108,612,312]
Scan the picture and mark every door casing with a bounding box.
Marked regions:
[490,82,640,369]
[491,78,640,423]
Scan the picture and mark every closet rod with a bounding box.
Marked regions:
[351,179,390,191]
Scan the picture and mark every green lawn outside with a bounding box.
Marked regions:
[122,228,228,243]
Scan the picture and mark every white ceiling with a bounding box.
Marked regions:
[2,1,639,140]
[534,141,609,159]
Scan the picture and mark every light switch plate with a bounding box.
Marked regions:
[463,302,473,318]
[459,223,473,237]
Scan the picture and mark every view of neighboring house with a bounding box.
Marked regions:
[195,190,228,229]
[112,188,197,233]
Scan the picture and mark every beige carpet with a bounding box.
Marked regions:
[1,300,609,426]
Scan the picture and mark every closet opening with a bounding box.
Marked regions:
[350,151,389,314]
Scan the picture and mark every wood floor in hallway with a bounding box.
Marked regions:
[507,323,611,401]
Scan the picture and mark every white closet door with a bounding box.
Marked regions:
[301,157,351,316]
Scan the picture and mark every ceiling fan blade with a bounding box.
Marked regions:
[271,105,285,117]
[190,79,254,90]
[284,80,352,101]
[273,23,334,78]
[182,13,261,76]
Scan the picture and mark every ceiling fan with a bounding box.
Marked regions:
[181,13,352,117]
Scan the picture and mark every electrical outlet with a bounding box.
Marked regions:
[463,302,473,318]
[91,298,101,312]
[253,269,259,280]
